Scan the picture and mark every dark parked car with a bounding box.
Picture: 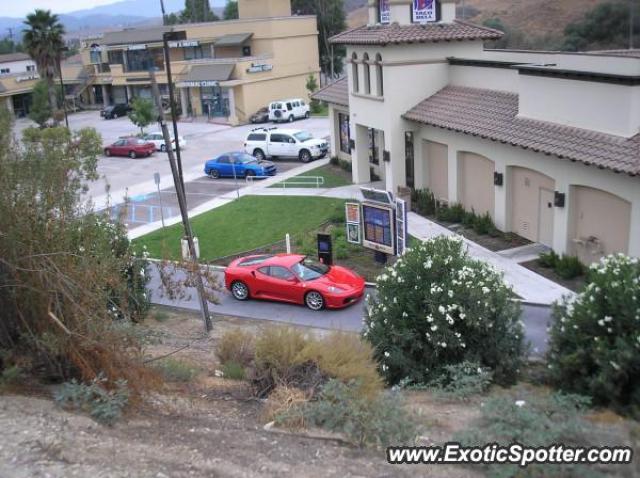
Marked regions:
[104,137,155,158]
[204,151,276,179]
[101,103,131,119]
[250,107,269,124]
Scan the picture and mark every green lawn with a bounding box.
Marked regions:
[134,196,346,261]
[269,164,352,189]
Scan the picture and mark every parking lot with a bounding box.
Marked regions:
[14,111,331,228]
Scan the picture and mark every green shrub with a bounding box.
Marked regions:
[437,203,465,223]
[329,156,340,167]
[538,250,559,268]
[364,236,524,386]
[547,254,640,414]
[461,210,476,228]
[426,361,493,401]
[338,159,352,172]
[216,328,255,368]
[288,379,416,448]
[411,188,436,217]
[154,358,199,382]
[222,361,246,380]
[54,374,130,424]
[457,392,599,478]
[472,212,496,235]
[555,255,585,279]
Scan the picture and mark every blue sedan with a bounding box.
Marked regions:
[204,152,277,179]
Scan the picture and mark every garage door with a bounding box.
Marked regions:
[570,186,631,264]
[458,152,494,218]
[510,167,555,246]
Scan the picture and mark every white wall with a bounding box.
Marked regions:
[0,59,37,75]
[415,125,640,258]
[449,65,519,93]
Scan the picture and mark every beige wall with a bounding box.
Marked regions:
[569,186,631,263]
[422,140,448,201]
[458,152,495,218]
[239,0,291,19]
[236,73,310,121]
[509,167,555,245]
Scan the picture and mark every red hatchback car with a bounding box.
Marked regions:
[104,137,156,159]
[225,254,365,310]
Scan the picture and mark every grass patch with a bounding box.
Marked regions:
[154,358,199,382]
[269,164,352,189]
[134,196,346,261]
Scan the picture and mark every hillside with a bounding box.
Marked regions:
[347,0,611,48]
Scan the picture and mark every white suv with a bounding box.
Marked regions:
[268,99,310,123]
[244,128,329,163]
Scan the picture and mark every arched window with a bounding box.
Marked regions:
[351,52,359,93]
[363,53,371,95]
[376,53,384,97]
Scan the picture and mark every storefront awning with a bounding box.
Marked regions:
[176,63,235,88]
[214,33,253,47]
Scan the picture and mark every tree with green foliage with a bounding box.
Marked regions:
[563,1,640,51]
[223,0,239,20]
[28,80,52,127]
[292,0,346,78]
[0,38,23,55]
[166,0,220,24]
[305,74,321,113]
[22,9,66,123]
[128,97,156,135]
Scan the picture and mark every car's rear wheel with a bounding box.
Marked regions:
[231,281,250,301]
[129,151,137,159]
[304,111,310,119]
[288,115,294,123]
[104,149,111,157]
[208,169,220,179]
[305,291,324,311]
[160,144,166,152]
[253,149,265,161]
[299,149,312,163]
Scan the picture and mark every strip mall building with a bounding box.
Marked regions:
[313,0,640,264]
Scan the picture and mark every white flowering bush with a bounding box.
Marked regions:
[364,236,524,386]
[547,254,640,414]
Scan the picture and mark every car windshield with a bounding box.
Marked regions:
[291,258,329,281]
[232,153,258,164]
[293,131,313,142]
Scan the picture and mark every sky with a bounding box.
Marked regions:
[2,0,119,17]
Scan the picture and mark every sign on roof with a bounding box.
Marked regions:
[412,0,437,23]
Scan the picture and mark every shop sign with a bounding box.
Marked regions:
[246,62,273,74]
[176,80,219,88]
[168,40,199,48]
[379,0,390,24]
[412,0,437,23]
[127,44,147,50]
[16,74,39,82]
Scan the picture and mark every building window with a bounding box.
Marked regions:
[184,46,204,60]
[27,65,36,72]
[89,50,102,64]
[242,45,252,57]
[108,50,124,66]
[376,54,383,96]
[368,128,379,165]
[339,113,351,154]
[351,53,359,93]
[363,53,371,95]
[0,68,9,75]
[126,48,164,72]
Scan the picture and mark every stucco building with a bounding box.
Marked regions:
[80,0,319,124]
[313,0,640,264]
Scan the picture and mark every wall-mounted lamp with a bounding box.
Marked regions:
[493,172,504,186]
[554,191,565,208]
[383,150,390,162]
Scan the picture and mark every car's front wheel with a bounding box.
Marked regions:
[231,281,250,301]
[245,170,256,178]
[129,151,137,159]
[299,149,312,163]
[305,291,324,311]
[253,149,265,161]
[160,144,166,152]
[104,149,111,157]
[208,169,220,179]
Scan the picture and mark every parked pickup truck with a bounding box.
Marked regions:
[244,127,329,163]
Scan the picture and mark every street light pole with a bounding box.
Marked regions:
[162,31,185,191]
[58,47,69,129]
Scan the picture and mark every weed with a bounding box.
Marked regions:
[54,374,129,425]
[427,361,493,401]
[265,385,308,429]
[216,328,255,368]
[221,361,246,380]
[329,156,340,167]
[154,358,199,382]
[555,255,585,279]
[472,212,496,235]
[538,250,559,268]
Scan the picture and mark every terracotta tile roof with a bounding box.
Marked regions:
[403,86,640,177]
[311,77,349,107]
[330,20,503,46]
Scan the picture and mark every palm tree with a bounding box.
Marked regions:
[23,10,65,122]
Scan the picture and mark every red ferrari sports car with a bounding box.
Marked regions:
[224,254,365,310]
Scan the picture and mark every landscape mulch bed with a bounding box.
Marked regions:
[521,259,586,293]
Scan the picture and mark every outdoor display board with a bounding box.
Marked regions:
[412,0,437,23]
[362,203,396,255]
[396,198,408,255]
[345,203,361,244]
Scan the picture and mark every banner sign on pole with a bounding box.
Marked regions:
[345,203,362,244]
[379,0,390,24]
[412,0,437,23]
[395,198,408,255]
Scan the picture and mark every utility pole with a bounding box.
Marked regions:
[149,69,213,333]
[630,0,635,50]
[160,0,167,25]
[7,28,15,52]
